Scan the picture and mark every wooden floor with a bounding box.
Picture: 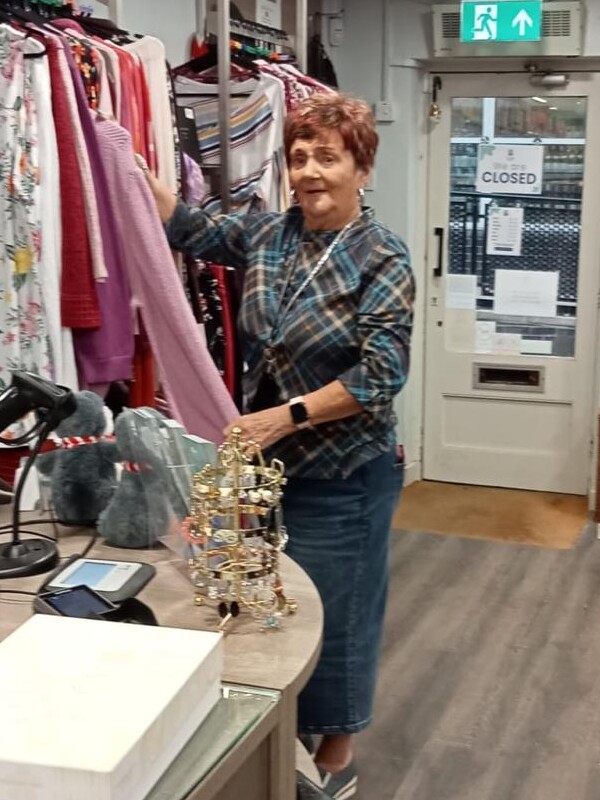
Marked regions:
[355,523,600,800]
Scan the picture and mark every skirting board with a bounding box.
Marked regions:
[404,459,420,488]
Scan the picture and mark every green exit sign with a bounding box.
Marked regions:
[461,1,542,43]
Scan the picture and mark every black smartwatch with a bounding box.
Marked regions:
[289,396,312,430]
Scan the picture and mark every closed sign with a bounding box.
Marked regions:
[476,144,543,195]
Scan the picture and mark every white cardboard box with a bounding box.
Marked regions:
[0,615,222,800]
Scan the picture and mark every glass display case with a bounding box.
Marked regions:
[146,685,280,800]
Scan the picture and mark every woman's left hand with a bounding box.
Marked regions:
[224,405,295,449]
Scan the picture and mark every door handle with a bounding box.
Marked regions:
[433,227,444,279]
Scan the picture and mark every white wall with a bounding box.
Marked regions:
[322,0,429,482]
[86,0,197,64]
[585,0,600,56]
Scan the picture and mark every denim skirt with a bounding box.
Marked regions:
[282,447,404,735]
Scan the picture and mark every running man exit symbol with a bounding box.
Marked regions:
[461,1,542,43]
[473,5,498,40]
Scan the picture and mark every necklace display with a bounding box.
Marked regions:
[184,427,297,632]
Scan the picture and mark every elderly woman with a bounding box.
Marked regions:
[142,93,414,799]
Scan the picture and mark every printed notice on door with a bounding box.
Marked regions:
[476,144,543,195]
[494,269,559,318]
[446,274,478,309]
[486,206,524,257]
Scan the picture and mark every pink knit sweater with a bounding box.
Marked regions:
[94,119,238,442]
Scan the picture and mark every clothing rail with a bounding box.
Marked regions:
[217,0,231,212]
[296,0,307,74]
[215,0,308,213]
[95,0,307,214]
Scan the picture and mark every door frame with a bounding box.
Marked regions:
[421,66,600,496]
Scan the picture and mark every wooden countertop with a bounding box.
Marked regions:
[0,515,323,700]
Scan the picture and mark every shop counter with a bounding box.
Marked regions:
[0,517,323,800]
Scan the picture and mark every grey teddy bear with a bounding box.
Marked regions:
[37,391,118,526]
[97,408,177,549]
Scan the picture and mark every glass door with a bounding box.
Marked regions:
[424,73,600,493]
[450,95,585,358]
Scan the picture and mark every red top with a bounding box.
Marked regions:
[46,37,101,329]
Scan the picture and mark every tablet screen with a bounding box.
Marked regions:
[62,562,115,587]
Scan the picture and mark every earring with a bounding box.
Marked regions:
[359,187,365,200]
[290,188,298,204]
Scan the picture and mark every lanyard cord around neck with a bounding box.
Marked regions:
[268,218,357,349]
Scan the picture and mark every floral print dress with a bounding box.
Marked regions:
[0,27,52,401]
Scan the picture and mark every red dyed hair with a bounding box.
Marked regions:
[284,93,378,172]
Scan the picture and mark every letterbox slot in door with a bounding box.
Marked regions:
[473,364,545,393]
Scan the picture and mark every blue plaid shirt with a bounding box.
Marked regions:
[165,203,415,478]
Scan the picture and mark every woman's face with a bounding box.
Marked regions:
[288,129,368,231]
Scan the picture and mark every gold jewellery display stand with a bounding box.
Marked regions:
[183,428,297,632]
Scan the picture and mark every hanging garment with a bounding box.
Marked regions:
[94,45,114,118]
[0,27,52,388]
[51,24,157,403]
[71,37,101,109]
[94,119,238,442]
[51,34,108,281]
[93,38,121,119]
[196,264,224,354]
[255,60,334,111]
[183,153,207,204]
[60,45,135,386]
[130,51,156,171]
[176,73,287,213]
[53,34,108,282]
[183,256,205,324]
[28,40,79,389]
[209,265,243,408]
[279,62,335,96]
[125,36,176,190]
[99,40,137,141]
[45,34,100,330]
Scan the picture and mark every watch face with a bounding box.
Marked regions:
[290,400,309,425]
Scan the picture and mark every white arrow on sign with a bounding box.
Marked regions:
[512,9,533,36]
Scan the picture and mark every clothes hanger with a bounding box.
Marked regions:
[174,37,260,79]
[0,0,50,49]
[74,12,133,42]
[174,40,218,75]
[0,0,56,25]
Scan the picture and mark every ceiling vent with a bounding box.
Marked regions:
[432,1,583,57]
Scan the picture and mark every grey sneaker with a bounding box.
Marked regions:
[297,771,330,799]
[319,762,358,800]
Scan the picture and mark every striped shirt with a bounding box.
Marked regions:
[165,203,415,479]
[176,75,288,213]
